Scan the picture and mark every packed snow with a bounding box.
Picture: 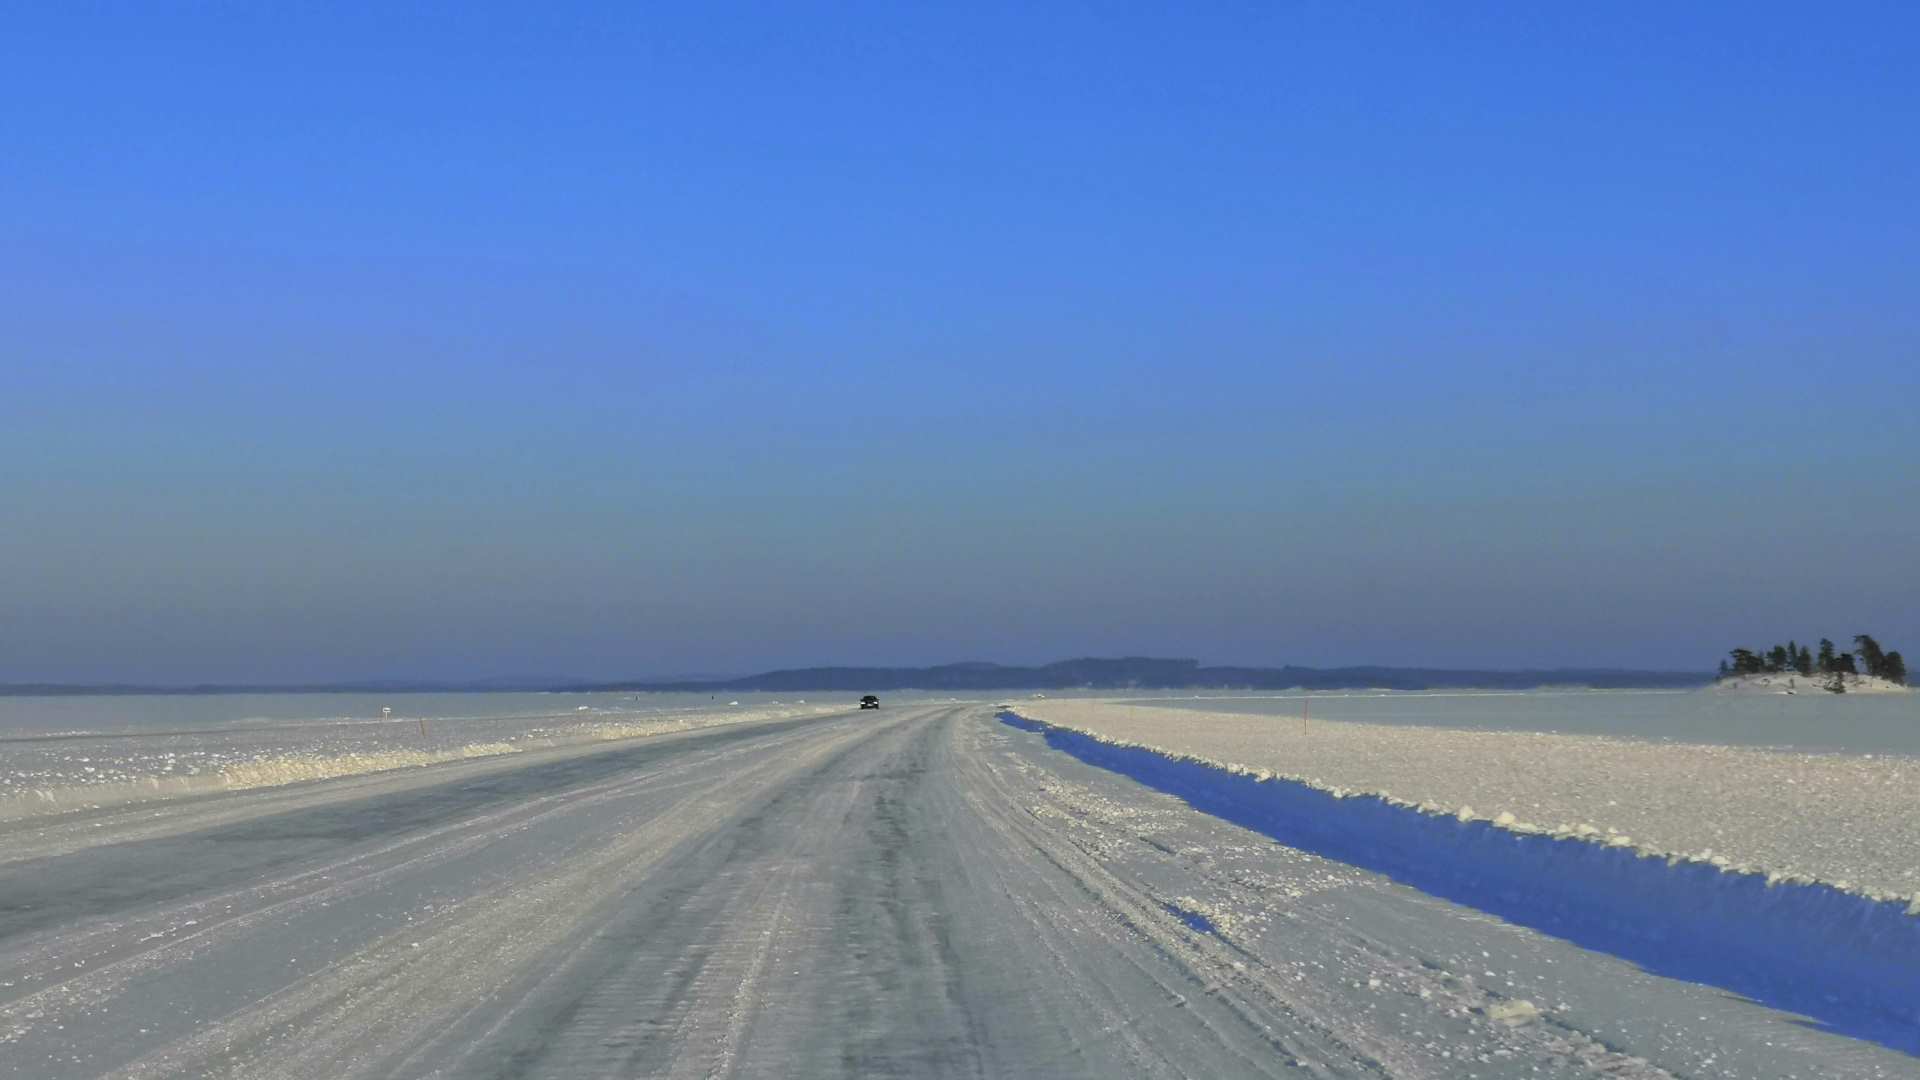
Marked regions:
[1013,699,1920,904]
[5,703,1913,1077]
[1000,708,1920,1054]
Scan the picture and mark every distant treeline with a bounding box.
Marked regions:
[2,658,1714,696]
[1720,636,1906,686]
[600,658,1711,693]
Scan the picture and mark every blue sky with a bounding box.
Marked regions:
[3,3,1916,682]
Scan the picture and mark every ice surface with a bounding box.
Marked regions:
[1118,687,1920,753]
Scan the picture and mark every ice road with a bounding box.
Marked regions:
[0,705,1911,1078]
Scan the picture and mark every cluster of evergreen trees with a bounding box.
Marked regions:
[1719,635,1907,686]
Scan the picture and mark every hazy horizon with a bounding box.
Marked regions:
[0,654,1726,691]
[5,5,1916,684]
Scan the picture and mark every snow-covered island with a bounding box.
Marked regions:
[1712,671,1909,695]
[1716,634,1907,694]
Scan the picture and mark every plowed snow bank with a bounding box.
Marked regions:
[1002,709,1920,1055]
[1016,700,1920,903]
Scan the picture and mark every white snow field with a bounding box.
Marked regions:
[1008,700,1920,1056]
[1014,699,1920,900]
[0,697,839,821]
[0,703,1914,1077]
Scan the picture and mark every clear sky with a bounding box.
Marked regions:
[3,3,1916,683]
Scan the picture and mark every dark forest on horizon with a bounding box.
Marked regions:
[1720,635,1906,688]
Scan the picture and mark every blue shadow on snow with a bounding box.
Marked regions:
[999,711,1920,1056]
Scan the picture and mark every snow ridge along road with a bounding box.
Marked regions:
[0,705,1911,1078]
[998,710,1920,1056]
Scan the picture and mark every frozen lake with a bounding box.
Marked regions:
[0,689,865,737]
[1114,688,1920,754]
[3,686,1914,821]
[0,691,901,815]
[3,703,1908,1077]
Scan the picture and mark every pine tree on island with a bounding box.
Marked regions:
[1718,634,1907,691]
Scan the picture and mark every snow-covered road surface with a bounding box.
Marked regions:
[0,705,1910,1078]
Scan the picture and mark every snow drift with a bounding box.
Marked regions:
[0,705,838,822]
[1001,710,1920,1055]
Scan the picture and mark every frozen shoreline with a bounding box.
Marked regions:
[1014,699,1920,904]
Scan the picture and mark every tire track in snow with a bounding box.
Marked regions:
[6,704,1907,1078]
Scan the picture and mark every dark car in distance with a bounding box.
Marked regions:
[859,695,880,710]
